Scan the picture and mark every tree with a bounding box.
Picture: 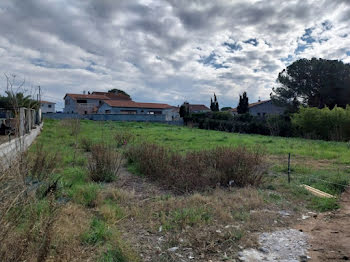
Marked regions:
[179,102,190,118]
[271,58,350,111]
[237,92,249,114]
[108,88,131,98]
[221,107,232,111]
[210,93,219,111]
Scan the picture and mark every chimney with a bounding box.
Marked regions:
[83,90,86,95]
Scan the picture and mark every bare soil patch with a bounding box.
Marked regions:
[297,189,350,261]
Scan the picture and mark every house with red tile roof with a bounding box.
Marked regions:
[188,104,210,113]
[230,100,285,117]
[63,91,179,120]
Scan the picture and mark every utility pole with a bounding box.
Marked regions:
[38,86,41,102]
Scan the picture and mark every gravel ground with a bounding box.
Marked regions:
[238,229,309,262]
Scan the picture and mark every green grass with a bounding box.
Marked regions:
[82,217,111,245]
[39,119,349,214]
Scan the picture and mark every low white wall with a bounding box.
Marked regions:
[0,123,43,168]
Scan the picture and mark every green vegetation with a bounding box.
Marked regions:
[2,118,349,261]
[292,106,350,141]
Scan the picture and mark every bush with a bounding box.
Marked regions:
[115,131,135,148]
[80,137,93,152]
[88,144,123,182]
[27,143,60,181]
[126,143,267,192]
[292,106,350,141]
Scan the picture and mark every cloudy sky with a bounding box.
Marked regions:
[0,0,350,110]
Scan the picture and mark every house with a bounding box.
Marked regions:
[63,91,179,120]
[230,100,285,117]
[40,101,55,113]
[63,92,131,114]
[188,104,210,113]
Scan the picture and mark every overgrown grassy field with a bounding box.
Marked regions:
[1,119,349,261]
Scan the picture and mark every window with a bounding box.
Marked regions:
[48,105,52,108]
[84,111,87,114]
[263,113,266,116]
[77,99,87,103]
[257,113,261,116]
[105,110,111,114]
[121,110,137,114]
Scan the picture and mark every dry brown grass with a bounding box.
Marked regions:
[88,143,123,182]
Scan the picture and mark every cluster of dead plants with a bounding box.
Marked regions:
[0,143,60,261]
[126,143,267,193]
[115,130,135,147]
[61,118,81,137]
[88,143,123,182]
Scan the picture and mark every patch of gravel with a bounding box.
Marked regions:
[238,229,309,262]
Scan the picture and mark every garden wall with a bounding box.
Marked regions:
[43,113,183,124]
[0,123,43,168]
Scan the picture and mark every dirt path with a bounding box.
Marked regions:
[297,189,350,261]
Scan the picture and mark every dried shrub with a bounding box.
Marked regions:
[27,143,60,181]
[88,144,122,182]
[80,137,93,152]
[126,143,267,193]
[115,131,135,147]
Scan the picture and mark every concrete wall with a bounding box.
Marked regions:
[0,123,43,168]
[249,101,285,116]
[64,97,101,114]
[43,113,169,122]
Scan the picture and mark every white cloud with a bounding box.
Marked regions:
[0,0,349,110]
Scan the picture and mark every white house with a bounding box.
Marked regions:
[40,101,55,113]
[230,100,285,117]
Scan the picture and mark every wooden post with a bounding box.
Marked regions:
[288,153,291,184]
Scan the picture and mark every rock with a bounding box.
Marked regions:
[167,247,179,252]
[258,247,269,254]
[302,215,310,220]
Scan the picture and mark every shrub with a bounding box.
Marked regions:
[88,144,123,182]
[126,143,266,192]
[292,106,350,141]
[80,137,93,152]
[27,143,60,181]
[114,131,135,147]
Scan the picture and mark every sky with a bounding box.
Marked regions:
[0,0,350,111]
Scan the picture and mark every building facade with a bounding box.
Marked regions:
[40,101,55,113]
[231,100,285,116]
[63,91,179,120]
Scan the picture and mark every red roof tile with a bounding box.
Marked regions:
[103,100,172,109]
[189,104,210,111]
[40,100,56,104]
[64,93,110,100]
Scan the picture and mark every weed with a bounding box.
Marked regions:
[88,144,123,182]
[126,143,267,192]
[309,197,339,212]
[115,130,135,148]
[70,183,99,207]
[80,137,93,152]
[99,247,128,262]
[82,217,111,245]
